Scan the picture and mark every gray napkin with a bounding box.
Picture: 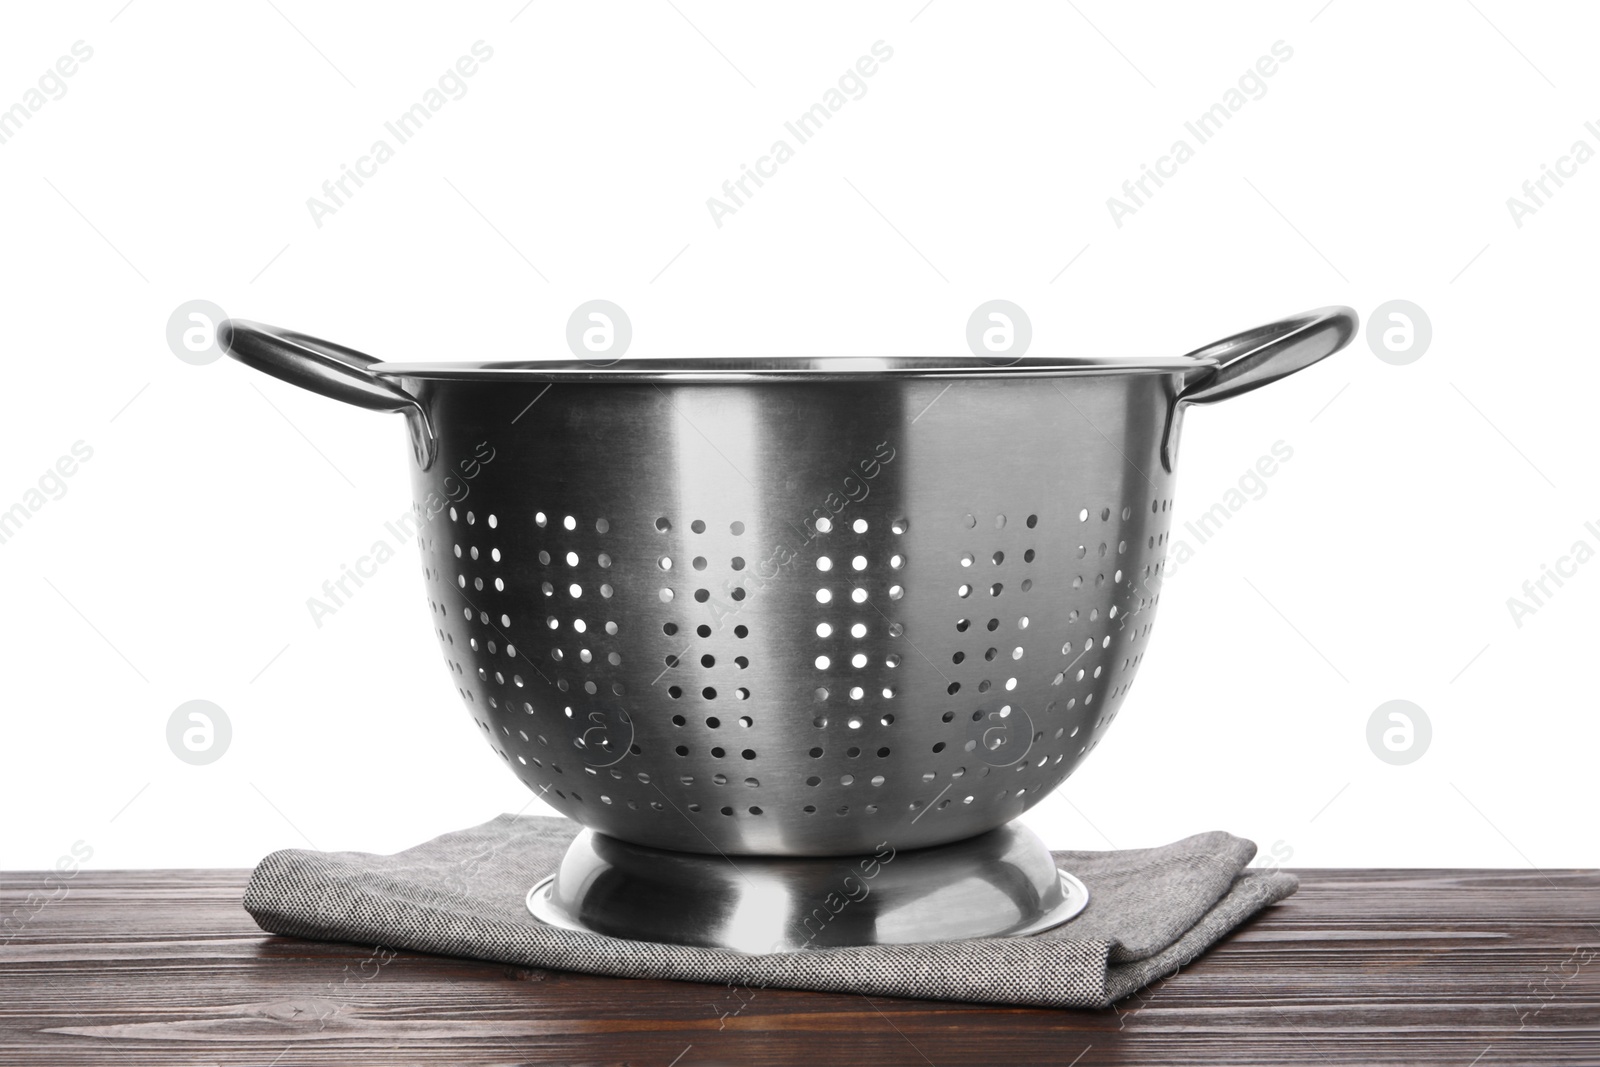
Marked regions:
[243,814,1296,1009]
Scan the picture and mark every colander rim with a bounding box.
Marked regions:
[368,354,1219,382]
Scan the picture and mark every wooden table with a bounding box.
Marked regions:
[1,869,1596,1065]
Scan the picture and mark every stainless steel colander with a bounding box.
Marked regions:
[220,308,1354,865]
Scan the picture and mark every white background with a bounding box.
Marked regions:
[2,0,1594,872]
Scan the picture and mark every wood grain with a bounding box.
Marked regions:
[1,868,1597,1065]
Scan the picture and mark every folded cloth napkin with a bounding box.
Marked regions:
[243,814,1296,1009]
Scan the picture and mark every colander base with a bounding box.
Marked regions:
[525,821,1088,952]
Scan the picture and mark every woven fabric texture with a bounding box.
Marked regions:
[243,815,1296,1009]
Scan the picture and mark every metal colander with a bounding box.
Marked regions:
[220,307,1354,858]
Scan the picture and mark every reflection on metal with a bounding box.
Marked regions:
[527,824,1089,952]
[219,308,1354,945]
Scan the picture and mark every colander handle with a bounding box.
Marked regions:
[1177,305,1357,405]
[218,320,437,470]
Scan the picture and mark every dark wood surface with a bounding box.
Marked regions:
[1,868,1596,1066]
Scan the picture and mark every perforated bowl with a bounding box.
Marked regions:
[219,307,1354,857]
